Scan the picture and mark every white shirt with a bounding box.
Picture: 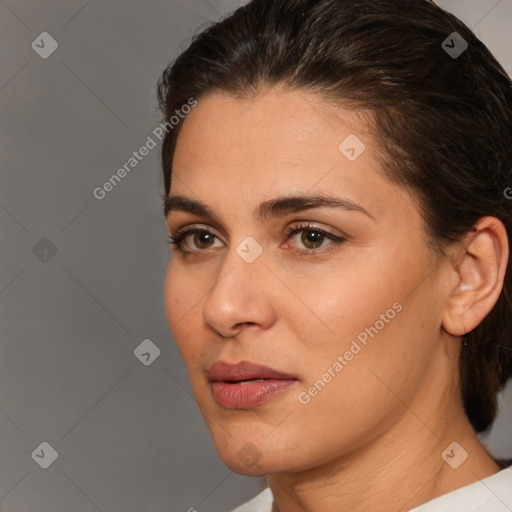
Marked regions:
[229,466,512,512]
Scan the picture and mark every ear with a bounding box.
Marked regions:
[442,217,509,336]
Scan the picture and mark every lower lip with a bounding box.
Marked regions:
[211,379,297,409]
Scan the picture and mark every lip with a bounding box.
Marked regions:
[208,360,298,409]
[208,360,296,382]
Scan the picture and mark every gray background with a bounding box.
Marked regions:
[0,1,511,511]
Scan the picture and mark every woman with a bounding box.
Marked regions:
[157,0,512,510]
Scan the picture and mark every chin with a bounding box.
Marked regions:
[218,447,294,476]
[221,455,269,476]
[209,428,302,476]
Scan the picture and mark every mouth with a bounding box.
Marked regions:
[208,360,298,409]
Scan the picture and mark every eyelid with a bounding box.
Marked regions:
[172,223,221,238]
[283,222,345,252]
[285,220,346,240]
[169,221,346,254]
[171,220,343,239]
[168,224,224,252]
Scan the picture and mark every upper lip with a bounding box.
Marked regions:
[208,360,296,382]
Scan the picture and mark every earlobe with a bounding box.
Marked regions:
[441,217,509,338]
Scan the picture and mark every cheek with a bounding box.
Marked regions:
[290,247,435,399]
[297,271,437,416]
[164,262,183,327]
[164,261,203,359]
[286,256,401,348]
[164,258,209,322]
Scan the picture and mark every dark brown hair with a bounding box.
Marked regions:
[157,0,512,433]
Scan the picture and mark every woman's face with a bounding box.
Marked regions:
[164,86,452,475]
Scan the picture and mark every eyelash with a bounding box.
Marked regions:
[167,223,345,254]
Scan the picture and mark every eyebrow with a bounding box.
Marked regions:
[163,193,374,222]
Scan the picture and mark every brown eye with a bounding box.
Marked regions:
[300,229,326,249]
[167,226,223,253]
[193,231,216,249]
[285,223,346,252]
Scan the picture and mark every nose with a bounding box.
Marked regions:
[202,244,277,338]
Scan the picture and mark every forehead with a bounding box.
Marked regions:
[173,87,372,179]
[178,86,366,145]
[169,87,414,226]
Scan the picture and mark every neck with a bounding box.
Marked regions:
[266,399,499,512]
